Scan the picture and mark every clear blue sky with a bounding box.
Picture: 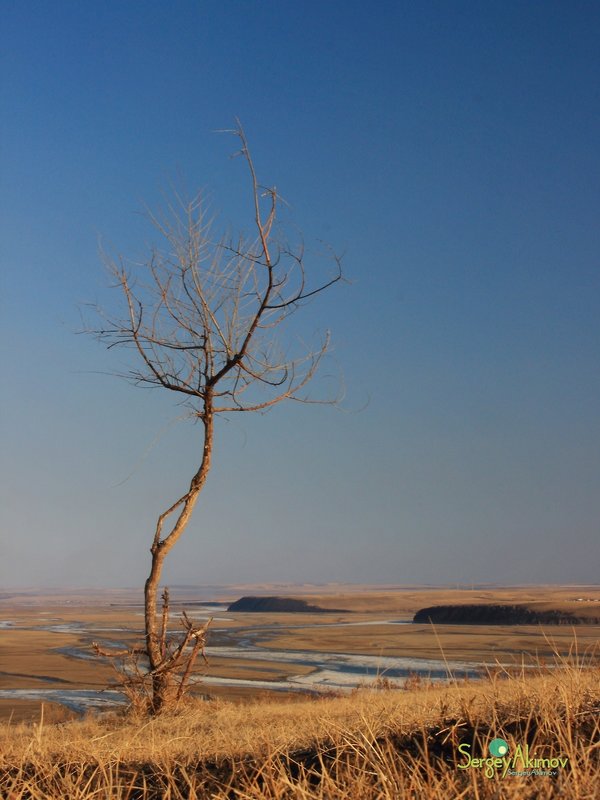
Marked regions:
[1,1,599,588]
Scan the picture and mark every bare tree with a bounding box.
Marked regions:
[89,124,342,713]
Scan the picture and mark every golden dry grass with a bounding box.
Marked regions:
[300,585,600,614]
[1,659,598,799]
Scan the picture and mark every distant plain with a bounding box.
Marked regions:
[1,584,599,721]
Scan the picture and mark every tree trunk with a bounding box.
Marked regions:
[143,398,214,712]
[151,672,174,714]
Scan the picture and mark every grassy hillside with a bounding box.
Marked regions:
[1,661,598,799]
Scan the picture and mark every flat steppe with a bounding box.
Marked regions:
[1,584,599,721]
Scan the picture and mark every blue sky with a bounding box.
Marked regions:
[1,1,599,588]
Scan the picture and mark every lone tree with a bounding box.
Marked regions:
[89,125,342,713]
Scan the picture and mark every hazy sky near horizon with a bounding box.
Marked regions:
[1,1,599,589]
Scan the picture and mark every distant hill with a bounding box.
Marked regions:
[227,596,349,613]
[412,604,600,625]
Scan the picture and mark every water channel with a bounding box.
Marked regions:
[1,612,485,714]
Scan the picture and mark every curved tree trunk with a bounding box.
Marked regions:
[143,397,214,712]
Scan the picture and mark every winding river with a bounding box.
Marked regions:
[0,612,483,714]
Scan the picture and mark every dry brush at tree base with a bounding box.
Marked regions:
[1,662,599,799]
[86,123,342,713]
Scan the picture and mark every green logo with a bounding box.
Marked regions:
[458,740,569,779]
[489,738,509,757]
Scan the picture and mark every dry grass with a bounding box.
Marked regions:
[1,658,598,799]
[303,585,600,614]
[2,586,599,797]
